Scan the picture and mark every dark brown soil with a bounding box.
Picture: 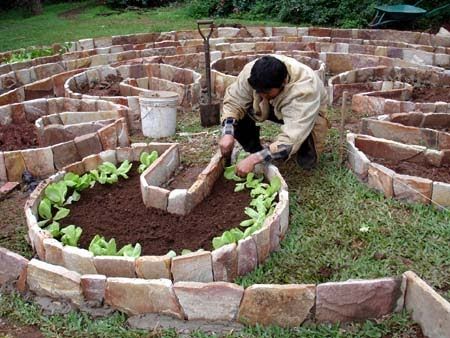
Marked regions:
[166,165,204,189]
[369,157,450,183]
[62,165,252,255]
[411,87,450,103]
[0,318,43,338]
[79,74,123,97]
[0,120,38,151]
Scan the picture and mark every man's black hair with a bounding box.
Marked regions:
[247,56,288,93]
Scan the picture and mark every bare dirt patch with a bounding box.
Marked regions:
[369,157,450,183]
[0,120,39,151]
[57,4,90,20]
[62,165,251,255]
[79,74,123,97]
[0,317,43,338]
[411,87,450,103]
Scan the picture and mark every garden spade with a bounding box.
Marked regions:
[197,20,221,127]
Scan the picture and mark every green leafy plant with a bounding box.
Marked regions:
[138,151,159,173]
[90,161,133,184]
[60,225,82,247]
[88,235,141,258]
[117,243,142,258]
[224,165,245,182]
[63,172,95,192]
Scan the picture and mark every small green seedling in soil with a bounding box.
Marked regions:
[90,161,133,184]
[89,235,118,256]
[138,151,159,173]
[117,243,142,258]
[63,172,95,192]
[60,225,82,247]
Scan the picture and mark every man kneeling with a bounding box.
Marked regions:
[219,54,329,176]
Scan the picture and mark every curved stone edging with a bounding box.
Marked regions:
[1,246,449,336]
[0,98,130,181]
[347,133,450,207]
[24,142,289,282]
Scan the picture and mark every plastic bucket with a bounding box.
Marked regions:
[139,91,179,138]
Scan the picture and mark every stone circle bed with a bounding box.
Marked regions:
[0,26,450,335]
[0,98,130,182]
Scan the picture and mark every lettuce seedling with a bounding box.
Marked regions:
[166,250,177,258]
[138,151,159,174]
[117,243,142,258]
[91,161,133,184]
[38,197,70,237]
[44,181,68,206]
[60,225,82,247]
[63,172,95,191]
[224,165,245,182]
[89,235,117,256]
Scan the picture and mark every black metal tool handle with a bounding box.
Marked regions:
[197,20,215,43]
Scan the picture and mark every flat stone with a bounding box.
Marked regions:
[174,281,244,321]
[404,271,450,338]
[3,150,26,182]
[135,255,172,280]
[94,256,136,278]
[186,177,210,213]
[316,278,403,323]
[63,246,97,275]
[212,243,237,282]
[218,28,240,38]
[28,223,51,260]
[0,181,19,195]
[63,161,85,175]
[97,124,118,150]
[171,251,213,283]
[393,173,432,204]
[27,259,83,306]
[22,147,55,178]
[99,149,117,165]
[115,118,130,147]
[43,238,64,266]
[253,226,271,265]
[362,119,423,145]
[278,190,290,239]
[105,277,183,318]
[237,237,258,276]
[0,152,7,181]
[368,162,395,198]
[347,134,370,180]
[141,180,169,210]
[116,147,133,163]
[238,284,315,327]
[0,247,28,285]
[82,154,102,172]
[431,181,450,208]
[167,189,188,215]
[74,132,103,159]
[81,274,106,303]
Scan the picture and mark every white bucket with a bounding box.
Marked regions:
[139,91,179,138]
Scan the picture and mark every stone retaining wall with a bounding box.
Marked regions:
[347,133,450,207]
[24,142,289,282]
[0,98,130,181]
[1,246,449,336]
[64,64,201,131]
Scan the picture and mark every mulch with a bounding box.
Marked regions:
[61,165,251,255]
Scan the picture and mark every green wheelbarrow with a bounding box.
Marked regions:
[369,0,450,28]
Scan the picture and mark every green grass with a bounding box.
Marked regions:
[0,1,287,52]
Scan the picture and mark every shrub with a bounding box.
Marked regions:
[105,0,177,8]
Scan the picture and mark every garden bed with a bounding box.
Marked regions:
[411,87,450,103]
[62,165,251,255]
[0,120,38,151]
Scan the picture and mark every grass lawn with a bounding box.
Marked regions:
[0,2,448,337]
[0,1,288,52]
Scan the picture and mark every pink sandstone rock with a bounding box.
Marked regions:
[135,255,172,280]
[238,284,315,327]
[171,251,213,283]
[105,277,183,318]
[368,163,395,198]
[174,281,244,321]
[81,274,107,303]
[212,243,238,282]
[237,237,258,276]
[316,278,403,323]
[393,173,432,204]
[0,247,28,285]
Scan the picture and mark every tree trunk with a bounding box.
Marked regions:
[29,0,43,15]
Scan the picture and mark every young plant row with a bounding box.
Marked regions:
[36,151,159,258]
[212,164,281,250]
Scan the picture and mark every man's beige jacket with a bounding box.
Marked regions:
[221,54,328,156]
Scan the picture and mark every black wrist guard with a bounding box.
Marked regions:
[222,117,236,136]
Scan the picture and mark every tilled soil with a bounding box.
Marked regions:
[411,87,450,103]
[79,74,123,97]
[370,157,450,183]
[0,120,38,151]
[166,165,204,190]
[62,165,251,255]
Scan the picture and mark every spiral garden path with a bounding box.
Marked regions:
[0,26,449,336]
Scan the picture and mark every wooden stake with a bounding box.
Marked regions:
[339,91,349,165]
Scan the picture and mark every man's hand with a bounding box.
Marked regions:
[236,153,263,177]
[219,134,235,158]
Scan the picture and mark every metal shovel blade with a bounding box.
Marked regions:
[200,102,220,127]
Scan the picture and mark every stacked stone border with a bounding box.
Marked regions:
[0,247,449,337]
[347,133,450,207]
[23,142,289,282]
[64,64,202,131]
[0,98,130,182]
